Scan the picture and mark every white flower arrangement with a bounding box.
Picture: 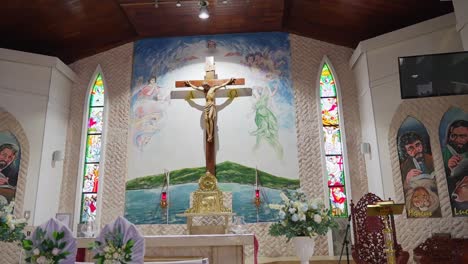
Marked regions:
[0,200,27,243]
[22,228,71,264]
[268,190,337,241]
[89,227,134,264]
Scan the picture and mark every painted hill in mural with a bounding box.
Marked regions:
[126,161,299,190]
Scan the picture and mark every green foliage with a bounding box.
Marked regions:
[268,190,338,241]
[0,200,27,243]
[126,161,300,190]
[22,227,70,263]
[89,227,134,264]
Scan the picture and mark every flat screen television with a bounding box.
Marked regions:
[399,51,468,99]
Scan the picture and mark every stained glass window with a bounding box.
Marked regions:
[80,73,104,223]
[320,63,348,218]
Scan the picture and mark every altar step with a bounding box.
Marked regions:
[258,256,355,264]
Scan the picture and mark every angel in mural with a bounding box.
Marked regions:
[136,76,161,101]
[251,85,283,159]
[131,75,171,150]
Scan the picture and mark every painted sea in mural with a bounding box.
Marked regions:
[126,32,300,223]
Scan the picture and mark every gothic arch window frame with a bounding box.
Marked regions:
[74,65,108,228]
[316,56,353,215]
[316,56,353,253]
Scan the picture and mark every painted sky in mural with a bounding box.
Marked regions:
[128,32,299,180]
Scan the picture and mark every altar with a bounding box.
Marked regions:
[77,234,255,264]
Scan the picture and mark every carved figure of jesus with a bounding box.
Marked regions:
[185,78,235,142]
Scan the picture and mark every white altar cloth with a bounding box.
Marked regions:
[77,234,254,264]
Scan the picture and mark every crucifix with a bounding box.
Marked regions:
[172,56,251,176]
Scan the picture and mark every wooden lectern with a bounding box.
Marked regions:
[367,200,404,264]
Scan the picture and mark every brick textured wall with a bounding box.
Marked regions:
[289,34,367,255]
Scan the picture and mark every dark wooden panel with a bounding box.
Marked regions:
[283,0,454,48]
[0,0,455,63]
[0,0,137,63]
[120,0,284,37]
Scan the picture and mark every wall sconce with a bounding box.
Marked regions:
[51,150,64,168]
[52,150,64,162]
[198,0,209,19]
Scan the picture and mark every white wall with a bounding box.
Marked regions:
[352,53,384,197]
[453,0,468,50]
[350,13,464,198]
[0,48,75,225]
[34,68,72,224]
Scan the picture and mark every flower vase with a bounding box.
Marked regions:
[292,236,315,264]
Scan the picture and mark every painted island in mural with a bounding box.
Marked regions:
[125,32,300,224]
[0,131,21,204]
[439,107,468,217]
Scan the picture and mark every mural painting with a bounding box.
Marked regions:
[397,117,441,218]
[439,107,468,216]
[0,131,21,204]
[125,33,300,224]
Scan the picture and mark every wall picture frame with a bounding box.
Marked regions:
[55,213,72,229]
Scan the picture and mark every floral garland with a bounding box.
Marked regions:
[89,227,134,264]
[22,228,70,264]
[268,190,338,241]
[0,200,27,243]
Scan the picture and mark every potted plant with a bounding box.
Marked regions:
[268,190,337,264]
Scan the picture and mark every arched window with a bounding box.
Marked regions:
[319,60,348,218]
[78,70,106,223]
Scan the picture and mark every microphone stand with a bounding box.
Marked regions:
[338,214,352,264]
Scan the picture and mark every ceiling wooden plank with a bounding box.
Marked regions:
[0,0,454,63]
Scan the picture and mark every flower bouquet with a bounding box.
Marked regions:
[0,200,27,243]
[89,227,135,264]
[22,228,71,263]
[268,190,337,241]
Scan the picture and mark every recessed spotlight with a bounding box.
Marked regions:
[411,74,419,78]
[199,1,209,19]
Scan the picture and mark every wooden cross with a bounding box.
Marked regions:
[172,56,251,176]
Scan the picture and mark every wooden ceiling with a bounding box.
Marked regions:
[0,0,454,64]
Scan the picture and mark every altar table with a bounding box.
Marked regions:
[77,234,254,264]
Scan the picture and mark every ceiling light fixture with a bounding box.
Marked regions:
[154,0,159,8]
[198,0,209,19]
[176,0,182,7]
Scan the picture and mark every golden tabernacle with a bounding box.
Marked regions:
[179,171,234,234]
